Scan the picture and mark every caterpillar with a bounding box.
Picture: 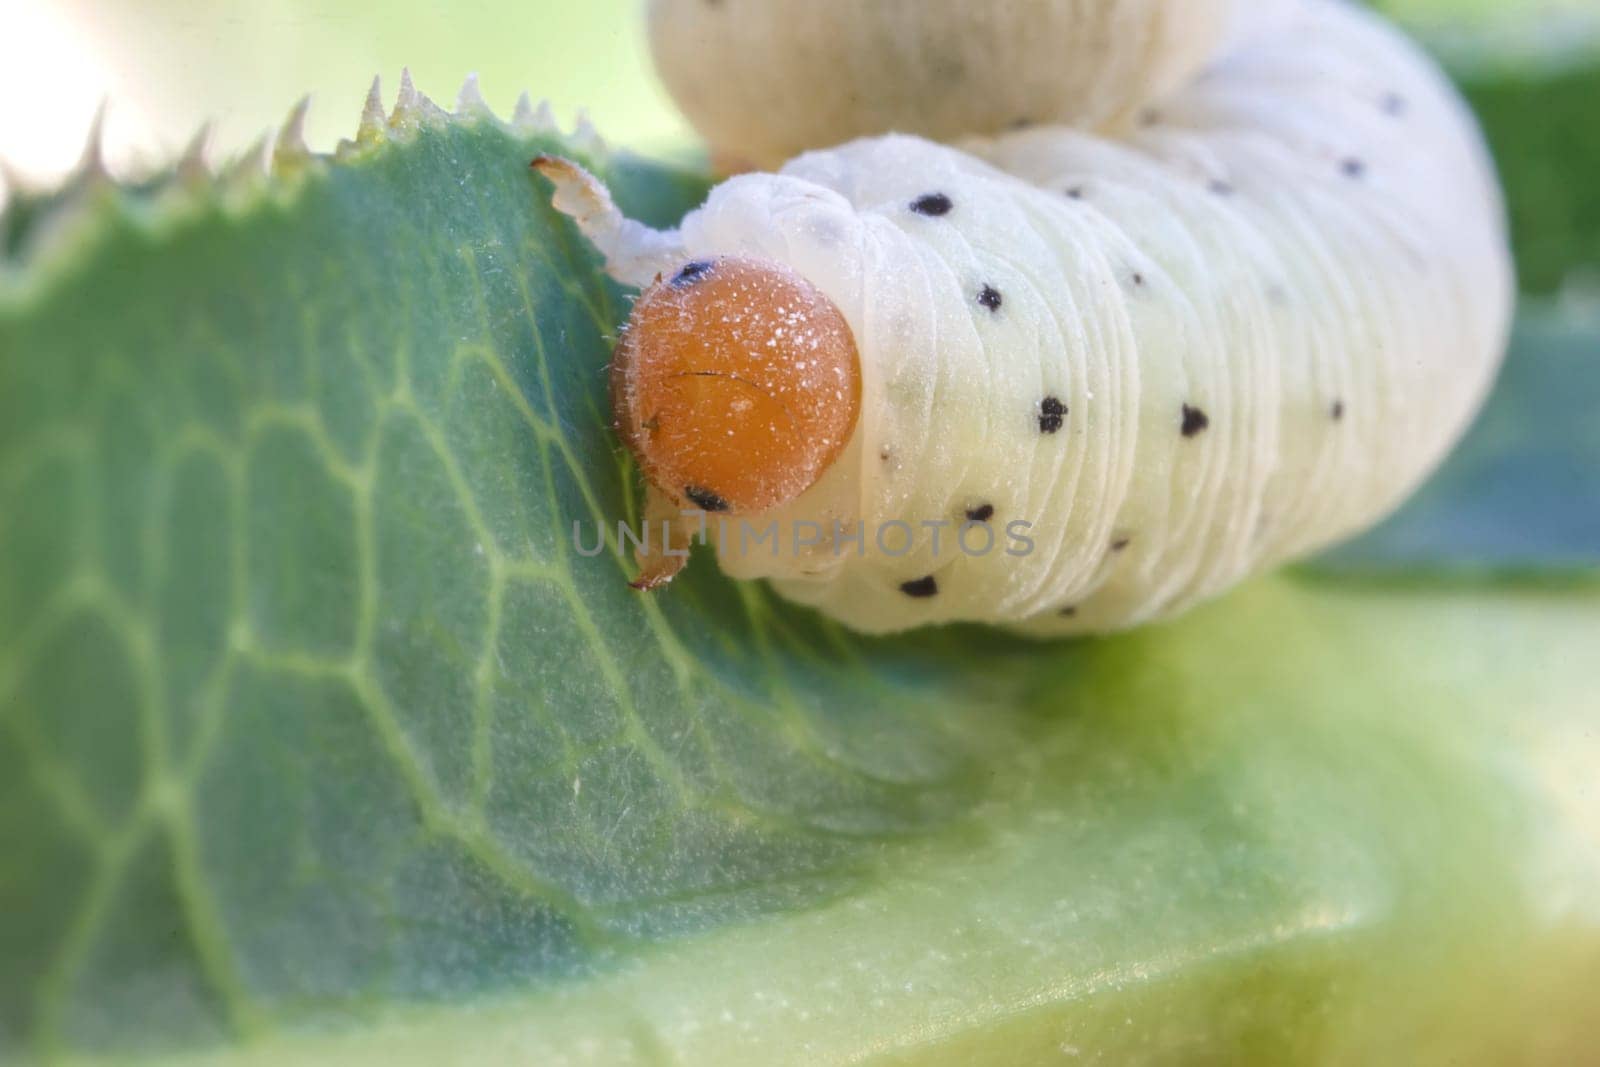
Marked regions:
[646,0,1298,171]
[534,0,1512,636]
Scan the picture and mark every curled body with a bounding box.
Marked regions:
[539,0,1512,636]
[647,0,1299,169]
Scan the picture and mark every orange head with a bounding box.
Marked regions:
[611,255,861,515]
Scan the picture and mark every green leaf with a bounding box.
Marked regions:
[2,99,1597,1065]
[139,581,1600,1067]
[0,105,1014,1059]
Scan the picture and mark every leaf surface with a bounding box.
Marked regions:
[1,97,1596,1066]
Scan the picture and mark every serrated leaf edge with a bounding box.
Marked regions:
[0,71,589,308]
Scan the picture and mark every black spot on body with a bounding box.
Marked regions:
[684,485,730,512]
[900,575,939,598]
[1331,399,1345,421]
[1130,272,1145,288]
[910,192,953,217]
[1181,404,1209,438]
[965,503,995,523]
[1140,109,1162,127]
[1038,396,1067,435]
[977,285,1003,312]
[1208,180,1235,196]
[1110,536,1132,552]
[670,260,714,287]
[1341,158,1367,180]
[1058,606,1078,618]
[1065,186,1084,200]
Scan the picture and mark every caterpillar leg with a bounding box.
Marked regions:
[630,484,693,590]
[530,155,686,288]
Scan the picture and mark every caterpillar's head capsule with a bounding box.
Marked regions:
[611,255,861,517]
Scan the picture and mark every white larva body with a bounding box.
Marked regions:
[648,0,1299,169]
[554,0,1511,635]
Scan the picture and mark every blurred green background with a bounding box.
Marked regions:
[4,0,1598,295]
[0,3,1592,169]
[1,0,684,187]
